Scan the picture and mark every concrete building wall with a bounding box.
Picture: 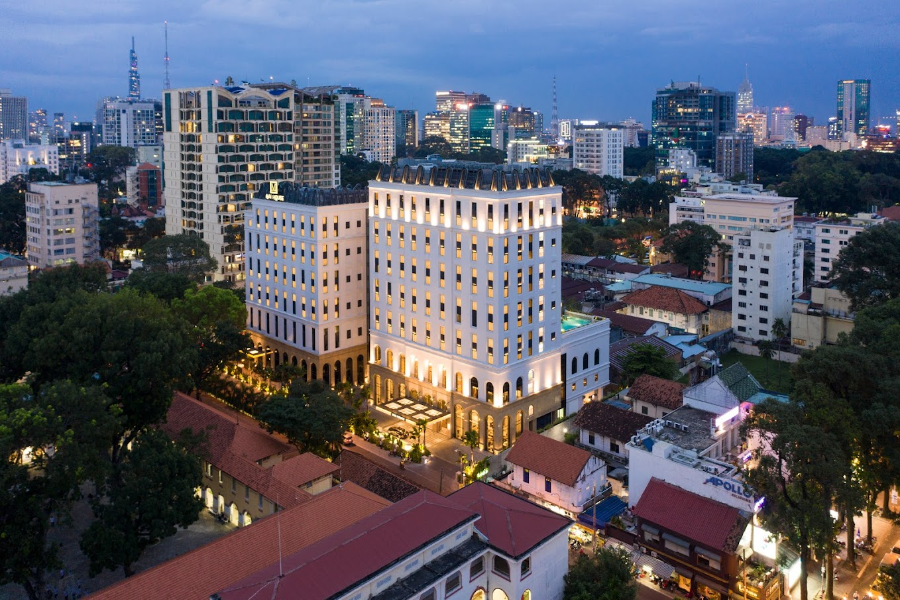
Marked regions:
[25,182,98,268]
[572,125,624,177]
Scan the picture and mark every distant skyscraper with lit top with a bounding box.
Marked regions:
[737,66,753,114]
[836,79,870,138]
[128,37,141,100]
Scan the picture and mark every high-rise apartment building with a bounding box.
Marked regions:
[836,79,871,138]
[715,132,753,181]
[508,106,538,139]
[359,98,395,163]
[731,227,803,342]
[737,67,753,114]
[652,82,736,168]
[367,165,610,449]
[620,118,647,148]
[65,122,94,168]
[0,140,59,183]
[572,123,624,178]
[128,37,141,99]
[335,87,365,154]
[0,90,28,141]
[769,107,795,143]
[28,108,48,143]
[51,113,65,144]
[245,183,369,384]
[395,109,418,151]
[793,115,811,141]
[739,109,768,146]
[98,98,161,147]
[163,83,340,282]
[25,182,99,268]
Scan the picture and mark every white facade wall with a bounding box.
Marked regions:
[0,140,59,183]
[627,437,756,512]
[572,126,623,177]
[505,456,607,516]
[25,182,99,268]
[732,228,803,341]
[579,428,631,460]
[100,99,159,147]
[361,103,396,163]
[338,519,567,600]
[245,195,368,362]
[136,144,162,168]
[669,196,705,227]
[0,254,28,295]
[368,179,565,412]
[668,148,698,172]
[562,316,611,414]
[813,215,883,283]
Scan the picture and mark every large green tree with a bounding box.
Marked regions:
[0,382,121,600]
[619,344,679,385]
[256,379,353,457]
[563,545,637,600]
[828,221,900,310]
[660,221,726,279]
[172,285,250,398]
[141,234,218,283]
[126,269,196,303]
[80,428,203,577]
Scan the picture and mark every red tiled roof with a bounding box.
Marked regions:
[593,309,663,336]
[505,430,592,487]
[450,482,571,558]
[609,262,650,275]
[881,206,900,222]
[793,215,825,223]
[215,491,478,600]
[710,297,732,312]
[634,478,747,553]
[335,448,422,502]
[604,301,626,311]
[271,453,339,488]
[574,401,654,441]
[621,286,708,315]
[87,483,390,600]
[650,263,690,278]
[626,374,686,410]
[161,394,314,508]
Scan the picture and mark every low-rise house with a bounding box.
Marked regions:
[574,401,653,463]
[791,286,854,350]
[215,483,571,600]
[502,430,607,517]
[593,309,668,341]
[630,273,732,307]
[0,251,28,295]
[634,478,751,600]
[627,374,686,419]
[162,393,339,526]
[619,286,708,334]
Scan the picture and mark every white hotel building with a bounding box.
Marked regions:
[571,122,624,178]
[245,182,369,385]
[368,165,609,452]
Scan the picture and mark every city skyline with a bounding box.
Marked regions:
[2,1,899,129]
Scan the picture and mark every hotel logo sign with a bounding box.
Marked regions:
[703,476,754,507]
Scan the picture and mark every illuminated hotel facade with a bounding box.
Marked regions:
[367,165,609,451]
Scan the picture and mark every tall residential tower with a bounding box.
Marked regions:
[836,79,871,138]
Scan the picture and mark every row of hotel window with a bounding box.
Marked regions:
[249,261,364,294]
[372,193,558,231]
[249,309,363,351]
[373,256,553,290]
[253,209,364,238]
[375,294,552,330]
[373,227,554,263]
[249,284,363,321]
[248,235,362,265]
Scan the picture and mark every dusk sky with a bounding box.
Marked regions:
[3,0,899,128]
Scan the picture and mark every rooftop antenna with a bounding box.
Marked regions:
[550,75,559,140]
[164,21,171,90]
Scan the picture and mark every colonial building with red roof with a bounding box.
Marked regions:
[501,430,607,517]
[574,401,653,463]
[213,483,571,600]
[619,286,709,334]
[162,393,339,526]
[626,373,686,419]
[634,478,750,600]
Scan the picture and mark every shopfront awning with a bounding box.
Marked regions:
[633,552,675,579]
[694,574,729,595]
[577,495,627,529]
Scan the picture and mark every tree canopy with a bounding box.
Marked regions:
[829,221,900,310]
[620,344,679,385]
[563,546,637,600]
[256,379,353,457]
[660,221,726,279]
[141,234,218,283]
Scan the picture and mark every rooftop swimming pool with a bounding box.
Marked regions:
[561,314,593,332]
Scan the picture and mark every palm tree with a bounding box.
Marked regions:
[462,430,480,464]
[758,340,776,385]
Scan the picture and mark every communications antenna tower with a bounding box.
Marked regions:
[164,21,171,90]
[550,75,559,140]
